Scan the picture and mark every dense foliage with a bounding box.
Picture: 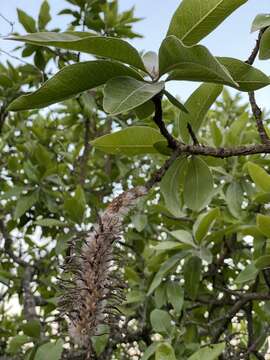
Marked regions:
[1,1,270,359]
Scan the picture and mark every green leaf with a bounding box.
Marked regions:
[92,325,109,356]
[134,100,155,120]
[164,90,188,113]
[103,76,164,115]
[167,0,247,45]
[7,335,30,354]
[259,27,270,59]
[142,343,160,360]
[183,157,214,212]
[34,339,63,360]
[188,343,225,360]
[10,32,145,71]
[167,282,184,314]
[8,61,142,111]
[160,157,188,217]
[91,126,163,156]
[178,83,222,142]
[257,214,270,238]
[170,230,196,247]
[17,9,37,33]
[184,256,202,300]
[38,1,51,30]
[255,255,270,270]
[35,218,64,227]
[153,241,183,251]
[131,214,147,232]
[159,36,236,88]
[251,14,270,32]
[21,320,41,338]
[64,185,85,223]
[247,162,270,192]
[155,343,176,360]
[147,252,187,296]
[193,208,220,243]
[217,57,270,91]
[226,182,243,218]
[235,263,258,284]
[150,309,172,335]
[14,191,39,219]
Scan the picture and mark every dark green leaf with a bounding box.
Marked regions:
[17,9,37,33]
[184,256,202,300]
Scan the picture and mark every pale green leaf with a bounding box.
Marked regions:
[183,157,214,211]
[103,76,164,115]
[178,83,222,142]
[193,208,220,243]
[8,61,142,111]
[91,126,163,156]
[188,343,225,360]
[167,282,184,314]
[159,36,236,88]
[255,255,270,270]
[247,162,270,192]
[259,27,270,59]
[160,157,188,217]
[251,14,270,32]
[150,309,172,335]
[10,32,145,70]
[167,0,247,45]
[235,263,258,284]
[35,339,63,360]
[14,191,39,220]
[155,343,176,360]
[170,230,196,247]
[226,182,243,218]
[142,343,160,360]
[257,214,270,238]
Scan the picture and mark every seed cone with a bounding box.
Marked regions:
[59,186,147,348]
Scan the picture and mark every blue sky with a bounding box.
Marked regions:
[0,0,270,106]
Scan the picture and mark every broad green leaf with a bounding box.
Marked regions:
[91,126,163,156]
[143,51,159,78]
[164,90,188,113]
[21,320,41,338]
[259,27,270,59]
[8,61,142,111]
[103,76,164,115]
[170,230,196,247]
[217,57,270,91]
[10,32,145,70]
[7,335,30,354]
[142,343,160,360]
[150,309,172,335]
[14,191,39,219]
[155,284,167,308]
[257,214,270,238]
[167,0,247,45]
[153,241,183,251]
[193,208,220,243]
[147,252,187,295]
[64,185,85,223]
[35,339,63,360]
[251,14,270,32]
[160,157,188,217]
[167,282,184,314]
[247,162,270,192]
[38,1,51,30]
[255,255,270,270]
[154,141,173,156]
[235,263,258,284]
[92,325,109,356]
[134,100,155,120]
[178,83,222,142]
[155,343,176,360]
[35,218,64,227]
[188,343,225,360]
[226,182,243,218]
[17,9,37,33]
[159,36,236,87]
[183,157,214,212]
[184,256,202,300]
[131,214,147,232]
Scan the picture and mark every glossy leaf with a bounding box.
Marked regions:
[155,343,176,360]
[170,230,196,247]
[160,157,188,217]
[159,36,236,88]
[8,61,142,111]
[103,76,164,115]
[10,32,145,70]
[91,126,163,156]
[178,83,222,142]
[247,162,270,192]
[226,182,243,218]
[217,57,270,91]
[184,157,214,211]
[164,90,188,113]
[38,1,51,30]
[235,263,258,284]
[251,13,270,32]
[167,0,247,45]
[193,208,220,243]
[257,214,270,238]
[188,343,225,360]
[17,9,37,33]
